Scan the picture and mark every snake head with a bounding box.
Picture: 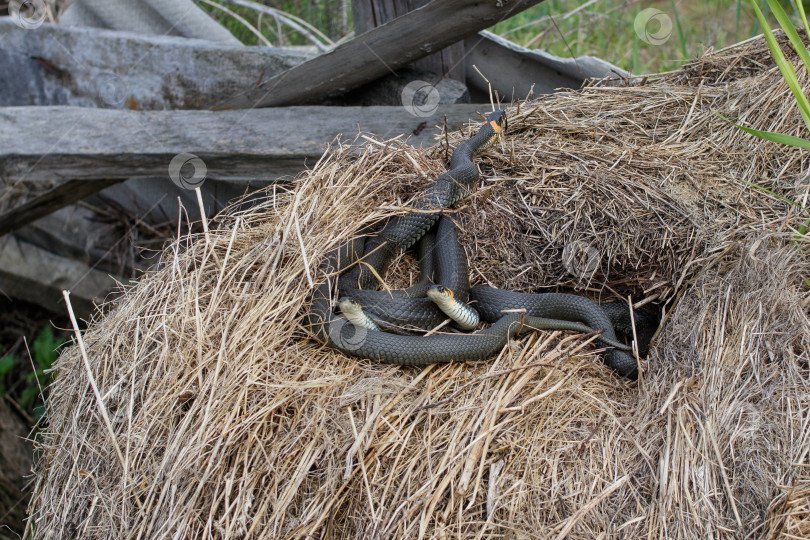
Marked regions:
[338,297,362,313]
[427,285,454,299]
[486,109,508,135]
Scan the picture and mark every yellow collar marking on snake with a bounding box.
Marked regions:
[489,120,502,133]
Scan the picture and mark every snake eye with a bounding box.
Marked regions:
[428,285,452,298]
[435,286,453,298]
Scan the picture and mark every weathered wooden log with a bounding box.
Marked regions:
[352,0,465,82]
[0,19,307,109]
[218,0,546,109]
[0,237,119,317]
[0,104,488,182]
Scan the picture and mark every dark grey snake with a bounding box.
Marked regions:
[340,215,471,331]
[306,110,651,379]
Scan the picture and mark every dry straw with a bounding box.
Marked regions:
[27,34,810,538]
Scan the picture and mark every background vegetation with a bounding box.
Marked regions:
[195,0,809,73]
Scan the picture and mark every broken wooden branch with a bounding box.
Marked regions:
[217,0,546,109]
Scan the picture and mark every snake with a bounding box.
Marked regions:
[337,110,508,291]
[340,215,473,331]
[469,286,638,377]
[425,284,480,330]
[306,109,649,379]
[336,224,646,378]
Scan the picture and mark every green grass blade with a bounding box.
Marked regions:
[799,217,810,235]
[750,0,810,131]
[717,111,810,148]
[765,0,810,70]
[736,0,742,41]
[752,0,767,36]
[796,0,810,40]
[742,178,810,212]
[734,124,810,148]
[670,0,687,58]
[714,118,810,213]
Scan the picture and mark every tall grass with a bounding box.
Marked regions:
[198,0,773,74]
[492,0,763,72]
[197,0,350,47]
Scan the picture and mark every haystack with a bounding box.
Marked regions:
[27,35,810,539]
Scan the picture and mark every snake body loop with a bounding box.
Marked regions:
[341,216,470,331]
[339,112,505,291]
[469,286,638,378]
[305,110,645,379]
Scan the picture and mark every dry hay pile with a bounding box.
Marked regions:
[27,36,810,539]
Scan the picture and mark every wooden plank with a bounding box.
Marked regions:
[0,19,308,109]
[0,104,489,182]
[0,237,121,317]
[0,179,126,237]
[218,0,546,109]
[12,204,148,278]
[352,0,465,81]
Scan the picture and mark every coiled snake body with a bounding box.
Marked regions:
[306,110,648,379]
[341,215,471,331]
